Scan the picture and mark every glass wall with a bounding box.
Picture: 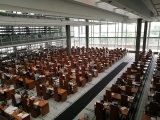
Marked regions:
[147,22,160,52]
[71,26,86,47]
[72,22,160,52]
[0,26,66,46]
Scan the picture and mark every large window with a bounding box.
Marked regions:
[72,21,160,52]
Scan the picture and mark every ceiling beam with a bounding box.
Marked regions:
[0,0,128,22]
[0,16,104,26]
[102,0,154,19]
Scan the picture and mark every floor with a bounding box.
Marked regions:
[27,53,135,120]
[73,53,134,120]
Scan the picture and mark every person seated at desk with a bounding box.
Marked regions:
[19,70,25,77]
[116,78,126,86]
[17,77,24,87]
[1,100,7,107]
[15,91,22,107]
[0,89,4,94]
[67,83,72,93]
[23,90,29,98]
[89,65,94,76]
[110,103,121,120]
[111,84,121,94]
[29,72,34,79]
[84,71,89,81]
[25,70,31,79]
[0,84,5,94]
[47,89,53,96]
[148,49,152,54]
[47,86,54,96]
[34,72,39,81]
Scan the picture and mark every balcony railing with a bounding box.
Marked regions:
[0,33,66,46]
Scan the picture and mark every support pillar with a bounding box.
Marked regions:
[65,18,71,54]
[86,20,89,49]
[142,21,148,52]
[13,46,18,61]
[135,18,142,61]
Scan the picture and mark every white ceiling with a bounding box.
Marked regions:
[152,0,160,16]
[0,0,159,26]
[74,0,139,19]
[0,16,104,26]
[73,0,160,21]
[0,0,128,22]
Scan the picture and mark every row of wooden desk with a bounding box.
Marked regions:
[94,51,152,120]
[0,104,30,120]
[0,47,127,119]
[142,54,160,120]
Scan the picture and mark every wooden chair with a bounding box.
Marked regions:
[121,73,127,81]
[59,77,64,88]
[127,68,132,76]
[76,74,81,86]
[126,86,132,96]
[95,102,105,120]
[135,73,141,83]
[21,95,29,112]
[48,77,53,85]
[53,87,61,102]
[11,93,16,106]
[111,84,121,94]
[42,85,50,100]
[121,94,128,107]
[126,79,132,86]
[110,104,120,120]
[65,74,70,81]
[35,82,42,96]
[29,99,41,118]
[105,90,112,102]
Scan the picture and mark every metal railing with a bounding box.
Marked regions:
[126,56,153,120]
[0,33,66,46]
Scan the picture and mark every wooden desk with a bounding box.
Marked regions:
[70,83,78,93]
[131,69,138,74]
[34,98,49,116]
[142,114,156,120]
[111,93,121,100]
[12,111,30,120]
[70,75,86,87]
[6,89,15,99]
[70,75,76,79]
[120,106,129,116]
[103,102,129,116]
[79,77,86,87]
[0,105,30,120]
[45,85,67,101]
[93,69,98,77]
[88,73,92,82]
[24,78,35,90]
[120,86,138,93]
[58,88,67,101]
[111,93,134,103]
[0,87,15,99]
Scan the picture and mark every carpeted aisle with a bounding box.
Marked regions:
[55,62,128,120]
